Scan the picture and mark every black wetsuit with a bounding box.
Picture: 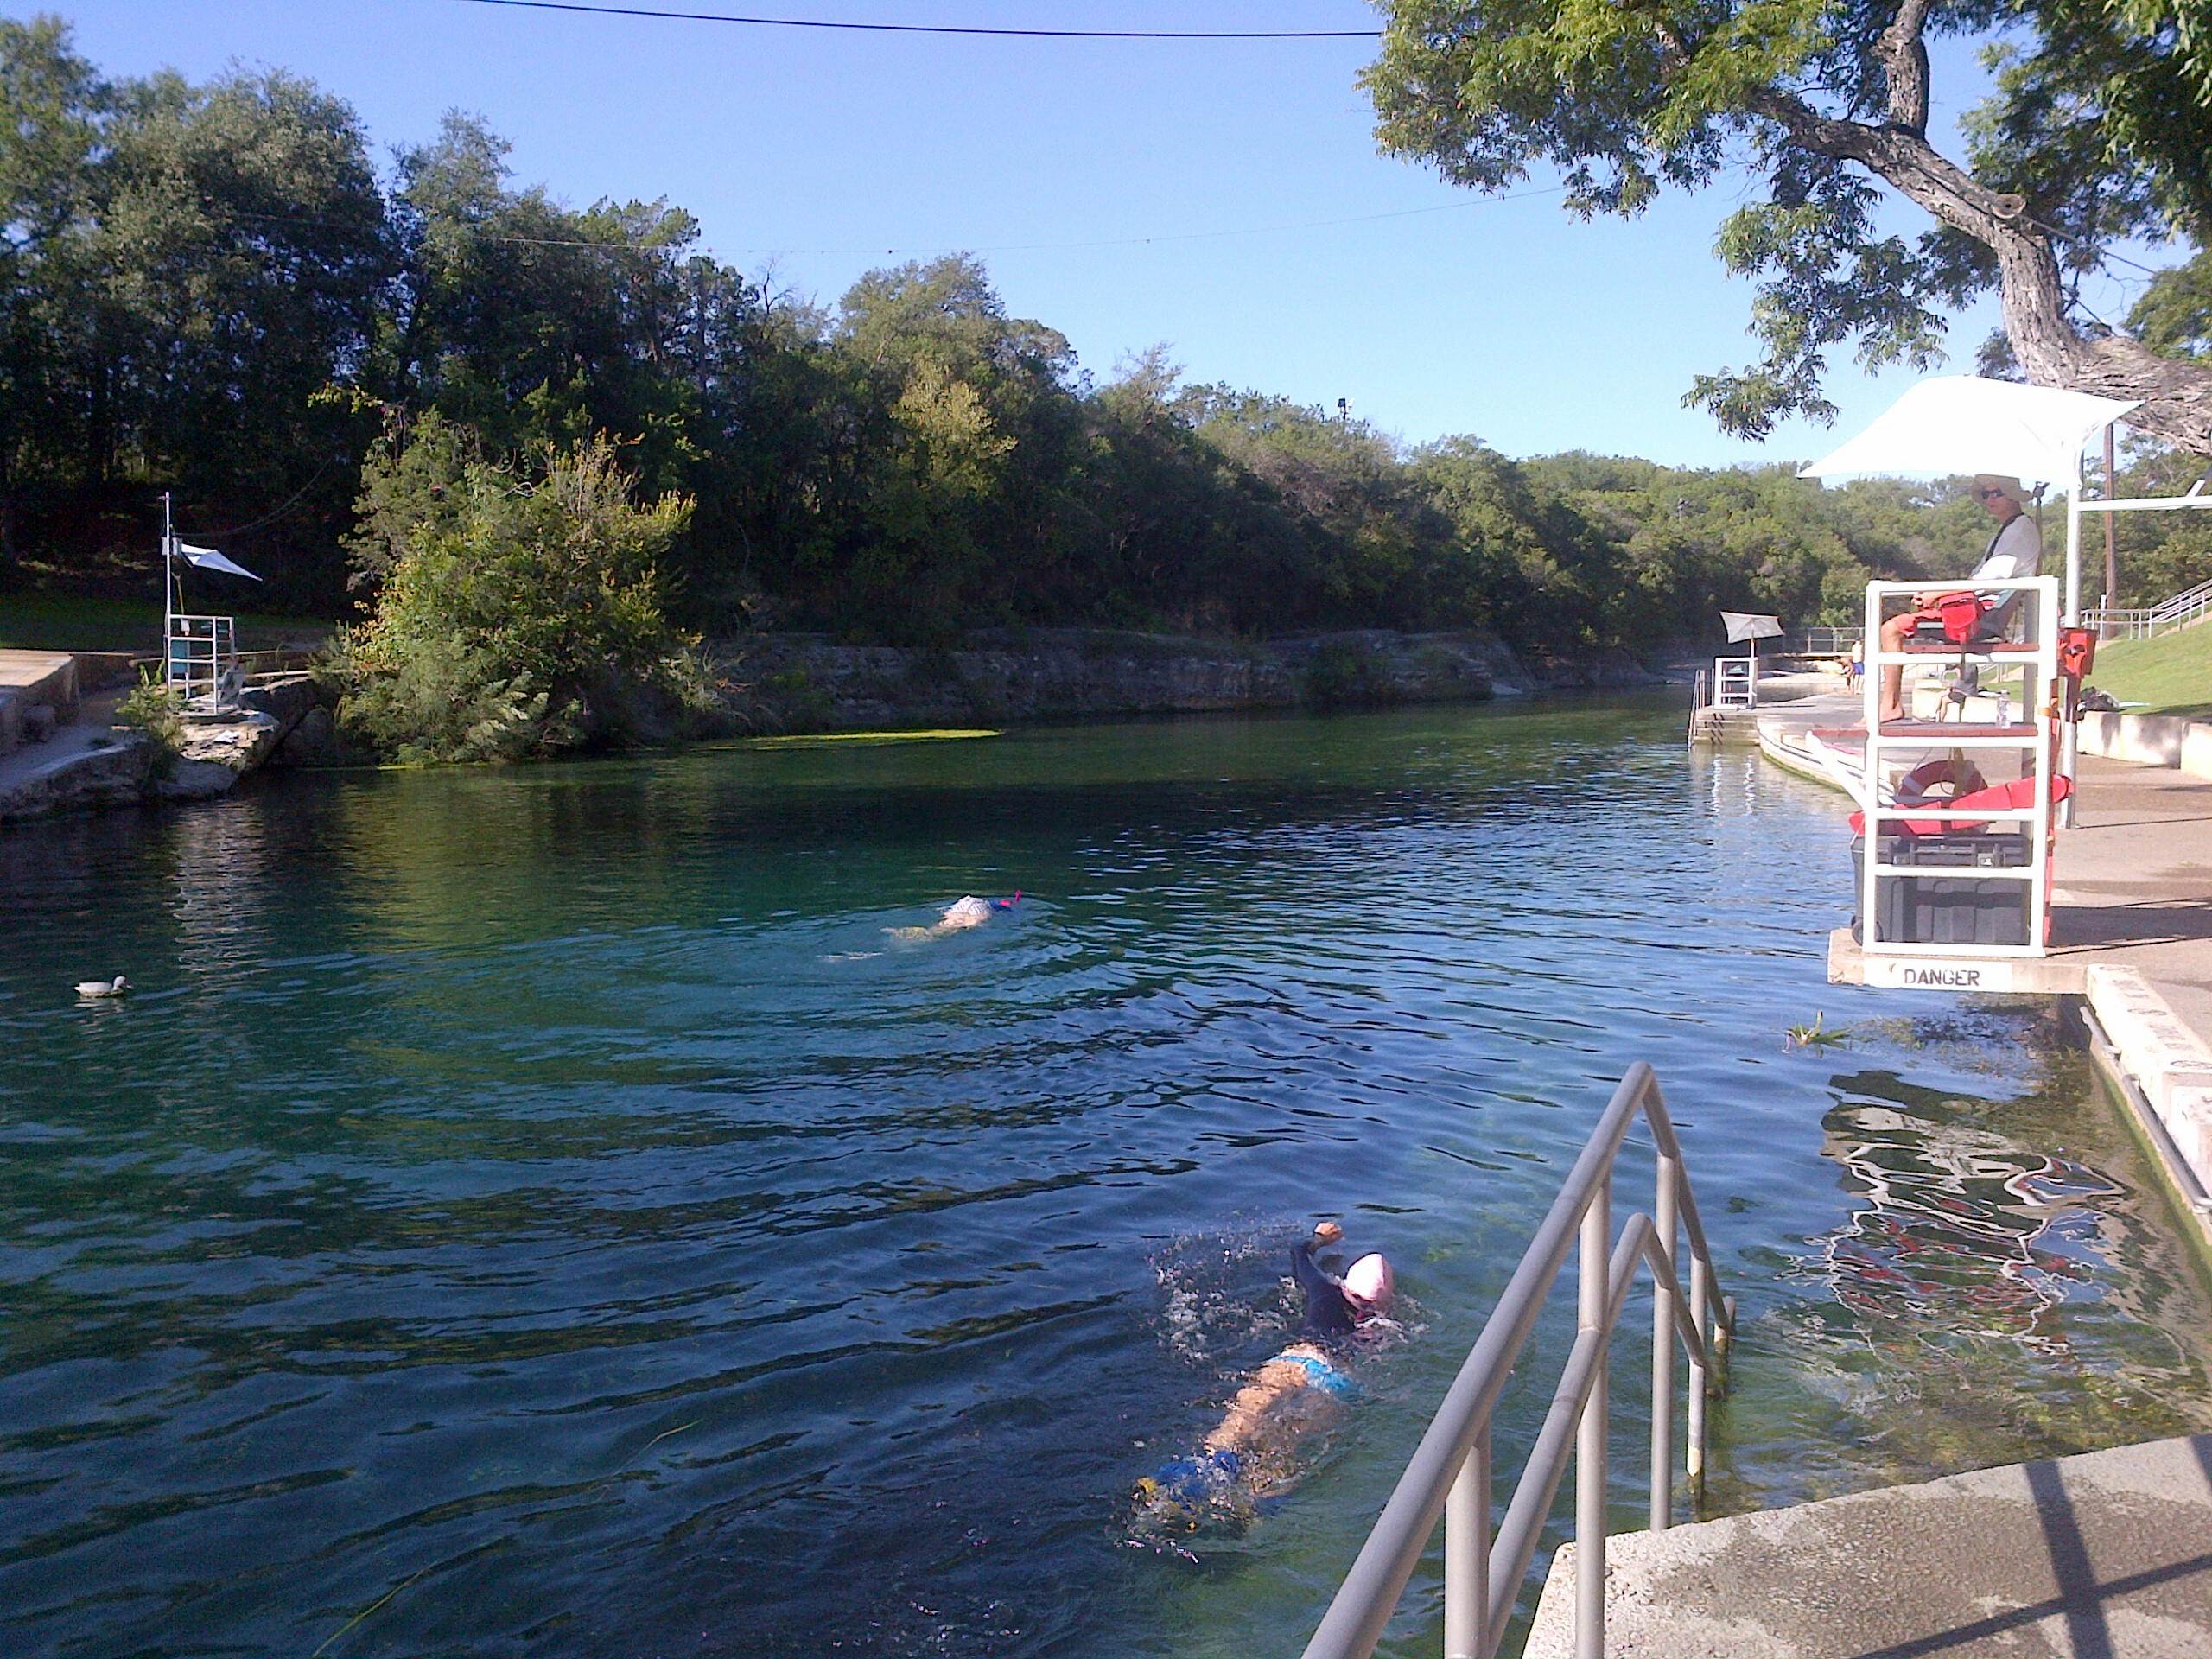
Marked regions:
[1291,1239,1358,1338]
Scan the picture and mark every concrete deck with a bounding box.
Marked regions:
[0,646,79,709]
[1526,1434,2212,1658]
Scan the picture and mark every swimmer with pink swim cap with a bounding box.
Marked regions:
[889,892,1023,939]
[1134,1220,1396,1532]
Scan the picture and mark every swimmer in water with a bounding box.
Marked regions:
[1135,1221,1395,1530]
[887,893,1021,940]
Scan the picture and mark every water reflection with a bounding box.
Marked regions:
[1811,1101,2117,1341]
[1713,1033,2212,1514]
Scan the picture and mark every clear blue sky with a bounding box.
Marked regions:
[35,2,2144,467]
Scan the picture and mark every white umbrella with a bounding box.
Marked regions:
[175,541,260,581]
[1797,375,2139,490]
[1720,613,1783,644]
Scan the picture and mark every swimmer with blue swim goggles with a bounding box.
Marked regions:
[1135,1221,1395,1529]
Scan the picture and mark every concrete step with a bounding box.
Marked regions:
[1526,1433,2212,1657]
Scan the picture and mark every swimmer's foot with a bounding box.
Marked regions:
[1132,1449,1254,1535]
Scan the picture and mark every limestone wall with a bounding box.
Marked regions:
[710,627,1657,734]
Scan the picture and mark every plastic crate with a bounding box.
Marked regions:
[1851,836,2031,947]
[1862,831,2031,869]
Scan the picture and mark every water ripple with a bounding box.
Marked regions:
[0,701,2206,1658]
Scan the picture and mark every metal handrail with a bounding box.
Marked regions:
[1301,1064,1735,1659]
[2083,574,2212,640]
[2148,574,2212,627]
[1685,669,1710,744]
[1783,625,1864,657]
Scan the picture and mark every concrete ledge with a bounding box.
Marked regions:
[0,732,154,821]
[1527,1433,2212,1658]
[2078,709,2212,779]
[1827,928,2088,993]
[0,648,79,724]
[2085,967,2212,1205]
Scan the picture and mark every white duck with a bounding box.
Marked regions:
[74,975,130,998]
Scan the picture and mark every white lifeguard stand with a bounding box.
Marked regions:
[160,493,259,709]
[1795,374,2212,988]
[1714,612,1783,709]
[1852,574,2062,965]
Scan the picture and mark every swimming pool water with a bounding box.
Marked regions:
[2,697,2206,1657]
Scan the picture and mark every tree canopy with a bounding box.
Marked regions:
[12,11,2206,697]
[1366,0,2212,453]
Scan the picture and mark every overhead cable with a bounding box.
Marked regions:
[229,187,1563,259]
[454,0,1382,39]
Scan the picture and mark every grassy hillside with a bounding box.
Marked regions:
[0,593,337,653]
[2091,622,2212,720]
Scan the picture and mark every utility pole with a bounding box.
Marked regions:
[2102,426,2119,637]
[162,491,174,687]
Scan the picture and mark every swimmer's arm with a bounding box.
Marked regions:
[1291,1237,1357,1334]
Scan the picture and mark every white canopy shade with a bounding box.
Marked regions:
[175,541,260,581]
[1720,612,1783,643]
[1797,375,2140,487]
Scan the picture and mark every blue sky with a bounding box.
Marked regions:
[37,2,2156,467]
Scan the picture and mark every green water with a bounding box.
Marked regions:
[1,696,2207,1658]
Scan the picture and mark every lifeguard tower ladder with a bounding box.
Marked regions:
[1847,575,2062,988]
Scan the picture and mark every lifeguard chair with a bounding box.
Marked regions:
[159,493,259,709]
[1714,612,1782,709]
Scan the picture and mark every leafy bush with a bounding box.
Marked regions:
[1303,638,1395,709]
[332,433,712,762]
[114,671,184,771]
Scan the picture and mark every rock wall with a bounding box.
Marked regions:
[711,627,1658,733]
[1,671,340,824]
[0,733,157,821]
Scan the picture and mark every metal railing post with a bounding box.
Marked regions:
[1687,1252,1709,1506]
[1299,1068,1735,1659]
[1576,1175,1609,1659]
[1444,1426,1491,1659]
[1650,1149,1678,1533]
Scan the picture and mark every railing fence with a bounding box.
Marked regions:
[1300,1064,1735,1659]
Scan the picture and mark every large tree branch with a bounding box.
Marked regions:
[1746,87,2212,452]
[1876,0,1933,136]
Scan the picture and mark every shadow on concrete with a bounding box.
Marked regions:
[1847,1552,2212,1657]
[1849,1437,2212,1659]
[2052,900,2212,949]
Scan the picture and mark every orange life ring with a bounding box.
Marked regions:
[1896,756,1987,808]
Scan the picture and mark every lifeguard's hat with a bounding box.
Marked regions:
[1344,1252,1395,1312]
[1972,474,2027,505]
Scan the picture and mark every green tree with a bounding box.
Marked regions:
[1364,1,2212,453]
[0,16,388,603]
[792,255,1090,639]
[336,431,704,761]
[94,65,389,552]
[2128,249,2212,361]
[0,15,103,572]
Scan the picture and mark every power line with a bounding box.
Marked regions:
[230,186,1564,261]
[454,0,1381,39]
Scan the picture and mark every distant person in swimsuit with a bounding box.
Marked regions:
[888,893,1020,939]
[1135,1222,1395,1529]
